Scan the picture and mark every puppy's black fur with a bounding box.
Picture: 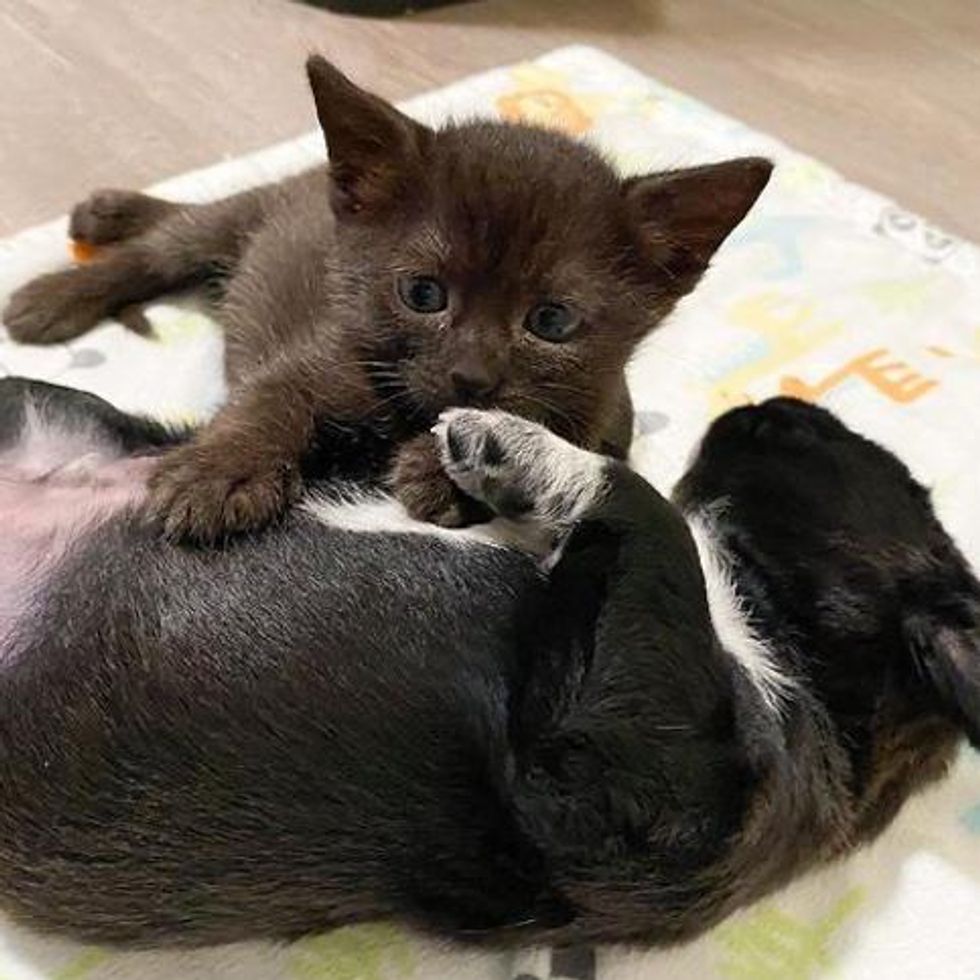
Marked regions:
[0,379,977,949]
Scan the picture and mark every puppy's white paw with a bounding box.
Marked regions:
[434,409,608,533]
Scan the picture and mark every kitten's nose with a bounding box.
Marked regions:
[450,365,501,404]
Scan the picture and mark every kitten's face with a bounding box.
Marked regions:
[307,56,773,446]
[337,124,668,442]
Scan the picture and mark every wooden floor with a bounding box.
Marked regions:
[0,0,977,239]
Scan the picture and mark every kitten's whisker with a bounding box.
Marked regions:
[510,392,589,444]
[535,380,589,398]
[369,389,410,410]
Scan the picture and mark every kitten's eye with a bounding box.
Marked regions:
[397,275,448,314]
[524,302,581,343]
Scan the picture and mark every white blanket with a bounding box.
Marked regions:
[1,45,978,980]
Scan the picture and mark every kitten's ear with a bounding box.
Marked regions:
[906,605,980,747]
[306,55,432,218]
[625,157,773,278]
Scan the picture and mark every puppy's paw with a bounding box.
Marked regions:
[148,442,301,544]
[435,409,608,531]
[69,189,176,245]
[3,269,110,344]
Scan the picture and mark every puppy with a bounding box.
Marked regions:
[0,377,976,949]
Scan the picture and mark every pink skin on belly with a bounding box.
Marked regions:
[0,447,157,658]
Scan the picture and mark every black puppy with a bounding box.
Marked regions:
[0,377,976,949]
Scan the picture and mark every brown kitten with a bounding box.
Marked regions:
[2,56,772,541]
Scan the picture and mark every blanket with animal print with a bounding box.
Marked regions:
[1,45,978,980]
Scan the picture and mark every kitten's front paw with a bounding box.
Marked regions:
[396,471,469,528]
[3,269,110,344]
[435,409,608,531]
[389,433,488,527]
[148,442,301,544]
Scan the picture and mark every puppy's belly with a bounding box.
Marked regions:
[0,456,155,658]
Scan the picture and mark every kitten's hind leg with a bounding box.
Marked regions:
[69,189,182,247]
[3,180,281,345]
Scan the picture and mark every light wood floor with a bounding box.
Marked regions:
[0,0,977,239]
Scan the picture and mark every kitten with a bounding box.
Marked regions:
[2,56,772,541]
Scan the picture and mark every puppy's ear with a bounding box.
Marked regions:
[624,157,772,280]
[906,605,980,746]
[306,55,433,218]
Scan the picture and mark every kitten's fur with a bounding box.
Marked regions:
[3,56,771,539]
[0,377,977,949]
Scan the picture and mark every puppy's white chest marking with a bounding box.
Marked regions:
[686,507,795,713]
[301,490,549,553]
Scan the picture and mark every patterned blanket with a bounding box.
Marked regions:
[1,45,978,980]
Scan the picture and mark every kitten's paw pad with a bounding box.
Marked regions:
[148,446,301,544]
[3,270,109,344]
[69,189,175,245]
[435,409,607,527]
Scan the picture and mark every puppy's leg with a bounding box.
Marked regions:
[0,377,186,459]
[436,408,698,580]
[436,409,738,887]
[436,410,709,695]
[0,380,182,657]
[435,408,610,538]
